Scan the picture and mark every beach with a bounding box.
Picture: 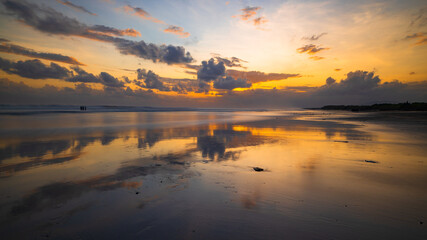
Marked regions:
[0,109,426,239]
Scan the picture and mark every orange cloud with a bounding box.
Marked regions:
[164,25,190,38]
[239,6,261,20]
[234,6,268,27]
[227,69,300,83]
[253,17,268,26]
[297,44,330,55]
[87,28,141,37]
[403,32,427,46]
[123,5,165,24]
[309,56,325,61]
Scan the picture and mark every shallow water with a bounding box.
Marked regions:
[0,110,426,239]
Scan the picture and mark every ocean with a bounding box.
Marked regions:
[0,106,426,239]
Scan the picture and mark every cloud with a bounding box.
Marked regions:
[238,6,261,20]
[302,33,327,41]
[122,5,191,38]
[334,69,342,72]
[134,69,169,91]
[253,17,268,26]
[309,56,325,60]
[409,8,427,29]
[326,77,336,85]
[0,41,84,65]
[195,58,253,91]
[105,38,193,64]
[404,32,427,45]
[0,57,72,79]
[0,78,172,106]
[211,54,247,68]
[297,44,330,54]
[317,71,381,93]
[213,76,251,90]
[1,0,193,64]
[164,25,190,38]
[235,6,267,27]
[66,66,98,83]
[99,72,125,88]
[197,58,226,82]
[1,70,427,108]
[66,66,124,88]
[123,5,165,24]
[88,25,141,37]
[56,0,96,16]
[226,69,300,83]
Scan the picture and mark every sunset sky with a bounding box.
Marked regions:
[0,0,426,108]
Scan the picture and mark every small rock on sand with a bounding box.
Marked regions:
[253,167,264,172]
[365,160,379,164]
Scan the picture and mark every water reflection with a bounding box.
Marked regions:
[0,111,426,239]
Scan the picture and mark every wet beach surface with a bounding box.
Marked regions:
[0,110,426,239]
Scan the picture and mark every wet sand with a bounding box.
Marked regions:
[0,110,426,239]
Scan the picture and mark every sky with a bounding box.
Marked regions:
[0,0,426,108]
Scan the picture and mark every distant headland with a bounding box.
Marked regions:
[309,102,427,112]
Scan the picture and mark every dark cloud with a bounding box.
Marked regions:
[171,82,192,94]
[0,57,72,79]
[197,58,226,82]
[1,0,193,64]
[123,76,132,83]
[213,76,251,90]
[226,69,300,83]
[2,0,87,35]
[0,77,183,107]
[183,63,200,71]
[185,70,197,75]
[66,67,124,88]
[216,71,427,107]
[302,33,327,41]
[0,41,84,65]
[164,25,190,38]
[56,0,96,16]
[297,44,330,54]
[99,72,125,88]
[317,71,382,94]
[110,38,193,64]
[334,68,342,72]
[284,86,315,92]
[66,66,98,83]
[1,70,427,108]
[325,77,336,85]
[197,81,211,93]
[135,69,169,91]
[0,38,10,42]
